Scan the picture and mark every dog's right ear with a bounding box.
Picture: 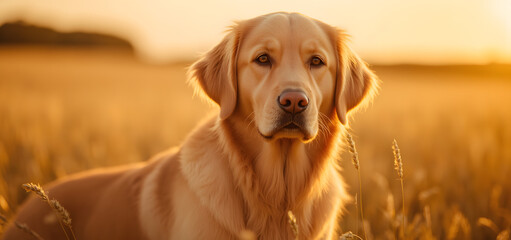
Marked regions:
[188,28,240,120]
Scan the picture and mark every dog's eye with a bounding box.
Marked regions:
[310,56,324,67]
[255,54,271,65]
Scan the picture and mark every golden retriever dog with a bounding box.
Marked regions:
[3,12,378,239]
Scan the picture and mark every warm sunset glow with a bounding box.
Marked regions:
[493,0,511,30]
[1,0,510,64]
[490,0,511,63]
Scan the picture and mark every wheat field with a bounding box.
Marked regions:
[0,46,510,239]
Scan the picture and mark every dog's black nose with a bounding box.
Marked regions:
[278,90,309,114]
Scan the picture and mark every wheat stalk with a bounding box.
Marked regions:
[346,133,367,239]
[354,193,358,235]
[22,183,76,240]
[287,210,298,240]
[51,199,77,240]
[497,229,510,240]
[15,222,45,240]
[1,213,45,240]
[340,231,363,240]
[346,133,359,170]
[50,200,72,226]
[392,140,403,179]
[392,140,405,239]
[22,183,49,202]
[477,217,499,233]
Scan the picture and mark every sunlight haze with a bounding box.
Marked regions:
[0,0,510,64]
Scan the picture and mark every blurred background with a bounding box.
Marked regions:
[0,0,510,239]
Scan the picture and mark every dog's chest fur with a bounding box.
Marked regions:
[142,116,348,239]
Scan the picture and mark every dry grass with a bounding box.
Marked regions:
[287,211,298,240]
[346,133,367,239]
[0,46,511,239]
[22,183,75,239]
[340,64,511,239]
[391,139,405,239]
[12,222,44,240]
[2,211,44,240]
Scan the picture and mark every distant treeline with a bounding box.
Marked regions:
[0,21,132,49]
[373,64,511,81]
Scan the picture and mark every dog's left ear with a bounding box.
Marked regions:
[189,28,240,120]
[334,32,379,125]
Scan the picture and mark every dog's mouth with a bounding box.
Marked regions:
[259,115,314,142]
[284,123,300,129]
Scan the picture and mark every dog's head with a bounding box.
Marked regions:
[190,12,378,142]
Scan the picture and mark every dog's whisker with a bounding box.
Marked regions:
[317,113,333,137]
[245,111,255,123]
[319,112,335,126]
[245,112,256,128]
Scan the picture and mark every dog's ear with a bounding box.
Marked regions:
[189,28,240,120]
[334,31,379,125]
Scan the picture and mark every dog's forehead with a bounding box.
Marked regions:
[240,13,333,50]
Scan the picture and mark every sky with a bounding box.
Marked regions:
[0,0,510,64]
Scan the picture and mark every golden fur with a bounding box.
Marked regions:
[2,12,378,240]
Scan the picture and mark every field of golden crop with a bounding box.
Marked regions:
[0,46,510,239]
